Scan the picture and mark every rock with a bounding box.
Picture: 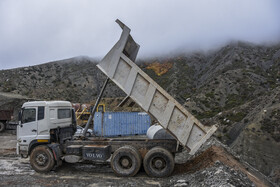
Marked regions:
[174,183,188,187]
[176,179,187,183]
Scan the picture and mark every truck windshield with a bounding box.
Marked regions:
[22,108,36,123]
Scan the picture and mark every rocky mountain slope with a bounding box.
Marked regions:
[0,41,279,184]
[142,42,280,183]
[0,57,123,102]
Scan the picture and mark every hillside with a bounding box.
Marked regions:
[0,42,280,184]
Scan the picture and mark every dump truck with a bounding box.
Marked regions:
[16,20,217,177]
[0,110,18,132]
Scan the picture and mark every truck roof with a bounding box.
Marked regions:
[22,101,72,108]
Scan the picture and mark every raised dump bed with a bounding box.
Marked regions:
[97,20,217,155]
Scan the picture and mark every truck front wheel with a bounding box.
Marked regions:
[143,147,174,178]
[0,122,5,132]
[30,145,55,173]
[111,146,141,177]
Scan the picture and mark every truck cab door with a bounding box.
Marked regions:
[17,107,38,149]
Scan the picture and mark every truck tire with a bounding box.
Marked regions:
[30,145,55,173]
[111,145,141,177]
[0,122,5,132]
[143,147,174,178]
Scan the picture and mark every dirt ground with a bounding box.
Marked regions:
[175,146,268,186]
[0,131,17,156]
[0,131,274,187]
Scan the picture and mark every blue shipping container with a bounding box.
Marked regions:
[94,112,151,137]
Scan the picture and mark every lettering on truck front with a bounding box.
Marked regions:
[85,153,104,159]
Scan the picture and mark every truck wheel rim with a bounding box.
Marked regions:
[35,153,48,166]
[151,157,166,171]
[119,156,132,169]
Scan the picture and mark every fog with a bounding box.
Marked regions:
[0,0,279,69]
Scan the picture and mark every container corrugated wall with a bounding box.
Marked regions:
[94,112,151,137]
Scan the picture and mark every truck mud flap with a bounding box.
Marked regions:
[48,144,62,167]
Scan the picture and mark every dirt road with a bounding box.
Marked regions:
[0,156,164,186]
[0,131,17,156]
[0,133,164,186]
[0,132,262,187]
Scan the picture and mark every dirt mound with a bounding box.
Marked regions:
[175,146,270,187]
[170,161,255,187]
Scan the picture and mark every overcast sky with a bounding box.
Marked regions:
[0,0,280,70]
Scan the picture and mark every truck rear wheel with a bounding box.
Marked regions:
[0,122,5,132]
[30,145,55,173]
[111,145,141,177]
[143,147,174,178]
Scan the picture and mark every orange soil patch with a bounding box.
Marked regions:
[146,62,173,76]
[175,146,268,187]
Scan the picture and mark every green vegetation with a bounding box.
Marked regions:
[196,110,219,119]
[200,99,210,108]
[226,112,246,122]
[205,92,215,98]
[260,109,280,142]
[261,119,280,142]
[196,106,221,119]
[224,94,246,110]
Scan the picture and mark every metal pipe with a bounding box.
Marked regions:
[83,77,109,137]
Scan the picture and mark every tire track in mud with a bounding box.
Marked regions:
[0,157,161,186]
[0,157,33,175]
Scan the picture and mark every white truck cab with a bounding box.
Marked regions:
[17,101,76,157]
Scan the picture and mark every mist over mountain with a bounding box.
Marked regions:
[1,0,280,69]
[0,41,280,183]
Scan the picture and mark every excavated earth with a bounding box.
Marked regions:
[175,146,266,186]
[0,132,276,187]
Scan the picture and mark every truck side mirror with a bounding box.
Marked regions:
[18,110,22,127]
[18,111,21,122]
[71,108,77,132]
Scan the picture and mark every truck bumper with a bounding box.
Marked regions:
[17,143,28,156]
